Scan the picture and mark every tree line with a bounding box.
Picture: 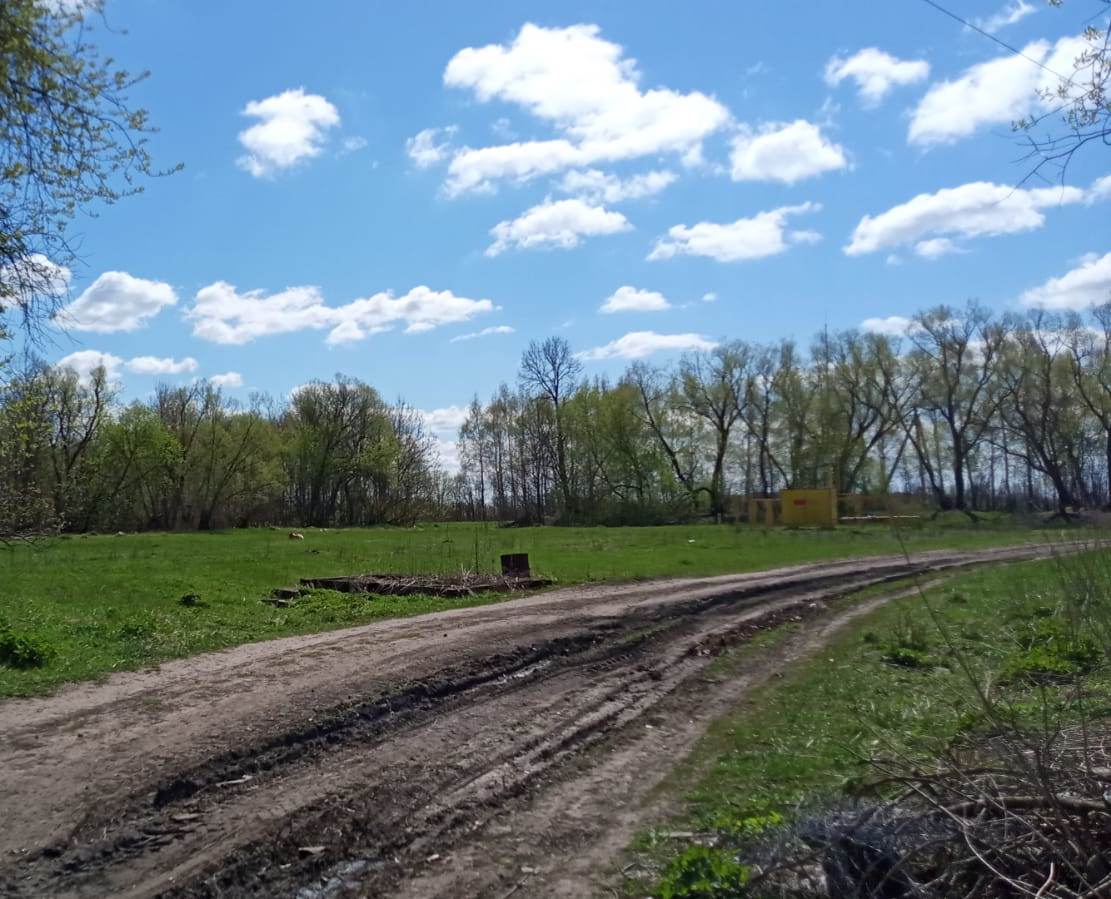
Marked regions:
[0,373,442,537]
[3,300,1111,537]
[453,302,1111,525]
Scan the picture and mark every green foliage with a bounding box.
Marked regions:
[0,373,57,538]
[0,626,52,669]
[1,0,177,334]
[656,846,749,899]
[705,811,784,840]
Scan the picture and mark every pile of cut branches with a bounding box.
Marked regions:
[299,571,553,598]
[754,723,1111,898]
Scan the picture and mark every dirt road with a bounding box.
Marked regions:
[0,543,1074,898]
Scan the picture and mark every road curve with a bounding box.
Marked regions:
[0,542,1077,898]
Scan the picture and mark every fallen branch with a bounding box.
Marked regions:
[946,795,1109,817]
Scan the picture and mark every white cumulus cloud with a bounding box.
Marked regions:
[557,168,676,203]
[422,405,470,433]
[1021,252,1111,310]
[600,286,671,314]
[486,198,630,256]
[58,271,177,333]
[450,325,515,343]
[2,253,71,302]
[973,0,1037,33]
[577,331,718,361]
[55,349,123,383]
[210,371,244,388]
[420,405,471,472]
[339,136,368,155]
[845,181,1090,256]
[56,351,203,383]
[438,23,730,195]
[187,282,495,346]
[730,120,847,184]
[824,48,929,106]
[914,237,967,259]
[126,356,198,375]
[860,315,919,336]
[649,203,821,263]
[908,35,1087,146]
[406,126,458,168]
[237,88,340,177]
[1089,175,1111,204]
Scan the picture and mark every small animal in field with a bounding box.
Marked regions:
[289,532,305,540]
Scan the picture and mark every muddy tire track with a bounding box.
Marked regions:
[0,543,1079,897]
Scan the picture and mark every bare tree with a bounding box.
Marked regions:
[675,341,753,521]
[908,304,1008,516]
[1018,1,1110,182]
[519,337,581,518]
[997,313,1084,517]
[1068,304,1111,506]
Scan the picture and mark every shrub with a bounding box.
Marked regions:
[656,845,750,898]
[0,628,53,669]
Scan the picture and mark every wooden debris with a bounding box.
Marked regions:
[215,774,253,788]
[500,553,531,577]
[299,572,554,598]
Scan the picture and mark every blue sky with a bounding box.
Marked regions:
[41,0,1111,456]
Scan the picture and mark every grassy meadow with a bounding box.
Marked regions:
[0,517,1081,697]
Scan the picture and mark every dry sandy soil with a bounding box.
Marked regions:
[0,543,1074,898]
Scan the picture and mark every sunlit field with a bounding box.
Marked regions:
[0,518,1078,697]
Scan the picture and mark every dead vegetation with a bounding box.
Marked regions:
[298,571,554,598]
[748,722,1111,898]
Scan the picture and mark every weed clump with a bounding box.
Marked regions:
[880,617,932,668]
[1001,617,1101,682]
[0,627,53,669]
[656,845,750,898]
[881,646,930,669]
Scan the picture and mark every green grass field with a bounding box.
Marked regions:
[0,518,1081,698]
[633,551,1111,896]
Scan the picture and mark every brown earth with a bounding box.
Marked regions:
[0,543,1077,898]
